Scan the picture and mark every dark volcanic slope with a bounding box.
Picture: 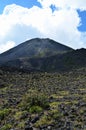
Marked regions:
[3,48,86,72]
[0,38,86,72]
[0,38,73,65]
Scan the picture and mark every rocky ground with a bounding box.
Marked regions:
[0,68,86,130]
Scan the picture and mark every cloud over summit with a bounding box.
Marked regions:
[0,0,86,53]
[38,0,86,10]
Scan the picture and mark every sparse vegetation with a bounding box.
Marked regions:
[0,67,86,129]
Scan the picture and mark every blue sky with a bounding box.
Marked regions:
[0,0,41,13]
[0,0,86,53]
[78,10,86,32]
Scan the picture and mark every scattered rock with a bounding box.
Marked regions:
[25,125,33,130]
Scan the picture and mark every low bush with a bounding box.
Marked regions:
[20,89,49,112]
[0,108,11,120]
[29,105,43,113]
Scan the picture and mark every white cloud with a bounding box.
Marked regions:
[0,1,86,53]
[0,41,15,53]
[38,0,86,10]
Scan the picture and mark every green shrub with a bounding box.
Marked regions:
[17,121,25,129]
[1,124,12,130]
[14,110,28,120]
[20,89,49,111]
[29,105,43,113]
[34,115,53,128]
[0,108,11,120]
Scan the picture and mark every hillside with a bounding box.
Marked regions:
[0,67,86,130]
[0,38,86,129]
[0,38,73,65]
[1,48,86,72]
[0,38,86,72]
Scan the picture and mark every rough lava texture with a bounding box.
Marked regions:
[0,38,73,69]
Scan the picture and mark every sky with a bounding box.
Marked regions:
[0,0,86,53]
